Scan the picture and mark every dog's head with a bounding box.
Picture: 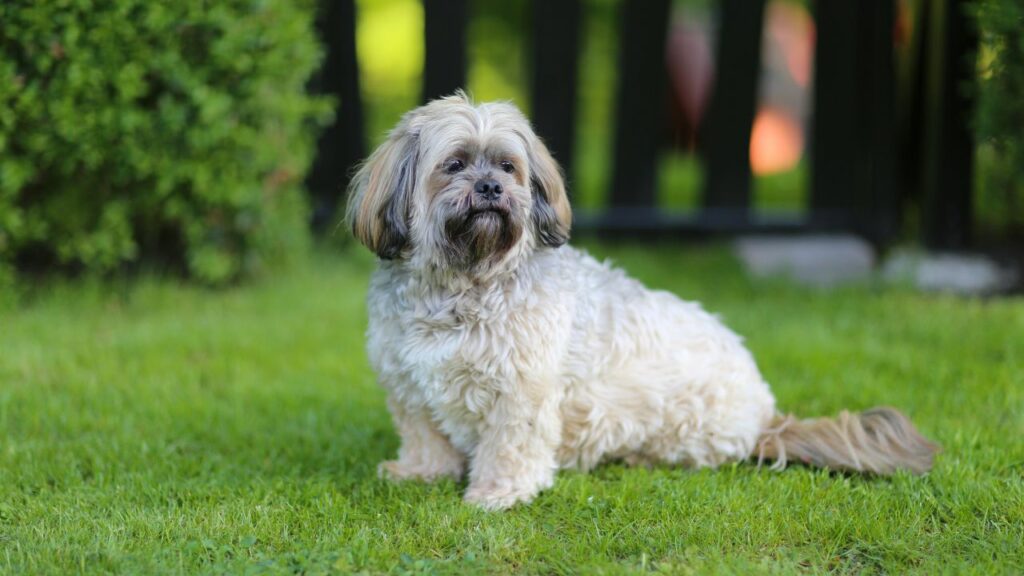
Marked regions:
[346,92,571,274]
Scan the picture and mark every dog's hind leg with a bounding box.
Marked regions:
[378,397,465,482]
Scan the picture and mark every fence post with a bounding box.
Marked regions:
[609,0,672,210]
[865,0,898,244]
[811,0,862,232]
[810,0,897,244]
[920,0,976,249]
[701,0,765,214]
[422,0,468,103]
[307,0,365,232]
[530,0,582,186]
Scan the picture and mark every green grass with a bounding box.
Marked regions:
[2,243,1023,574]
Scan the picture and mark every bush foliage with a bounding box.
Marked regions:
[974,0,1024,234]
[0,0,331,284]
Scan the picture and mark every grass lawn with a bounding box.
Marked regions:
[2,242,1022,574]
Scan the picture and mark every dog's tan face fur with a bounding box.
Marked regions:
[347,93,571,275]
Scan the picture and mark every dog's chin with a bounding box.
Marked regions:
[468,208,506,229]
[444,207,522,267]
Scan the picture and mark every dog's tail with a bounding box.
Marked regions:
[755,407,939,475]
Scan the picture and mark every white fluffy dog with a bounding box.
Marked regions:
[346,93,937,510]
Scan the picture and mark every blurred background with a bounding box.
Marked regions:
[1,0,1022,289]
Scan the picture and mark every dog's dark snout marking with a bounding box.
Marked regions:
[474,178,503,200]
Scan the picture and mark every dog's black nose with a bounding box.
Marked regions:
[474,178,503,199]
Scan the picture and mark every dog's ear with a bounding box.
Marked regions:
[527,136,572,247]
[346,121,419,259]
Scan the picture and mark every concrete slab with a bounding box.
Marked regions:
[882,249,1019,296]
[733,234,876,287]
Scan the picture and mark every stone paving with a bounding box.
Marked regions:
[733,235,1020,295]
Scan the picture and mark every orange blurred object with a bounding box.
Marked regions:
[768,1,814,88]
[749,107,803,174]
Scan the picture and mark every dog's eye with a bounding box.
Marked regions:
[446,159,465,174]
[500,160,515,173]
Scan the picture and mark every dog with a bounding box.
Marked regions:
[345,92,938,510]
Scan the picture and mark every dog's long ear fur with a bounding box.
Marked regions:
[527,136,572,247]
[346,121,419,259]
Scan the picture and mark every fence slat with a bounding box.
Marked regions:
[308,0,364,232]
[810,0,862,225]
[422,0,468,103]
[921,0,976,249]
[701,0,765,213]
[609,0,672,209]
[865,0,898,244]
[530,0,582,185]
[810,0,898,245]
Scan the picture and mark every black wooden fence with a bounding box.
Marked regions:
[309,0,977,250]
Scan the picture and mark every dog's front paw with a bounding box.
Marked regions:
[463,481,539,511]
[377,459,462,482]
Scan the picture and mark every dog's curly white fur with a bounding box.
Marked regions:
[347,93,938,510]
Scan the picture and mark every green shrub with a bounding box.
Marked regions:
[973,0,1024,234]
[0,0,331,284]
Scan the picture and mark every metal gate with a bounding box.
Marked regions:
[308,0,977,251]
